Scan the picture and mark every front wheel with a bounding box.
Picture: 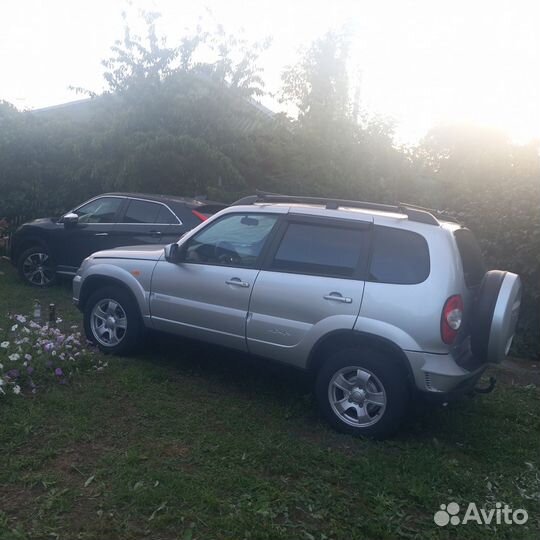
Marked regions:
[17,246,56,287]
[315,348,410,439]
[84,286,144,355]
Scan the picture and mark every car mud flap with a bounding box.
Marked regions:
[472,376,497,394]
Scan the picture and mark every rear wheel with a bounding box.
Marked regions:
[315,347,409,439]
[17,246,56,287]
[84,286,144,355]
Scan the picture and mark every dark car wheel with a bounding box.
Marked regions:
[315,347,410,439]
[17,246,57,287]
[84,286,144,355]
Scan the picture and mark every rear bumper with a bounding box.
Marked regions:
[405,349,487,394]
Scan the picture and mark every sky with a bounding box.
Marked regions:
[1,0,539,144]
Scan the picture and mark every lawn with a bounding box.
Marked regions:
[0,258,538,540]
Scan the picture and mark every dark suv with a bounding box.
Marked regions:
[10,192,225,286]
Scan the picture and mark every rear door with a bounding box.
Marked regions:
[150,212,281,350]
[115,198,187,247]
[247,215,372,368]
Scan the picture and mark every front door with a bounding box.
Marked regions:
[57,196,124,271]
[150,212,280,350]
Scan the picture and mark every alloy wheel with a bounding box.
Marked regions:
[328,366,387,427]
[90,298,128,347]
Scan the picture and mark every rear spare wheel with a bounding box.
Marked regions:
[471,270,522,363]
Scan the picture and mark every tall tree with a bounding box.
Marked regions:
[280,31,352,128]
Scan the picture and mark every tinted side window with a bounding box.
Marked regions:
[369,226,430,284]
[185,214,278,267]
[156,205,179,224]
[454,229,485,287]
[75,197,123,224]
[123,200,161,224]
[271,222,369,278]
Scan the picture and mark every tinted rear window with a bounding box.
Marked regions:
[156,205,179,224]
[271,222,369,277]
[123,200,161,224]
[369,226,430,284]
[454,229,485,287]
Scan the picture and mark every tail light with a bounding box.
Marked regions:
[441,295,463,344]
[192,209,209,222]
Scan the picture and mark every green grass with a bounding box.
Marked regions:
[0,259,539,539]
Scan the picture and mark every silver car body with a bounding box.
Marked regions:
[73,203,490,394]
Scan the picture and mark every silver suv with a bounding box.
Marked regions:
[73,194,522,438]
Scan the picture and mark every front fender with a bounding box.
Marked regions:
[75,261,156,321]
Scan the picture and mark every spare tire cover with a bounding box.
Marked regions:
[471,271,522,363]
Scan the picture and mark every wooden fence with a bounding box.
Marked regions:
[0,215,30,257]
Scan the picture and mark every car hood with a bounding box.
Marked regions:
[17,217,58,230]
[92,245,165,261]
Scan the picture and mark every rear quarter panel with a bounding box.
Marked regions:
[356,219,464,354]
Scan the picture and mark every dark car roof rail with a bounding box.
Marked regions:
[232,191,440,226]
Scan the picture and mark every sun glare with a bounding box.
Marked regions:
[0,0,538,144]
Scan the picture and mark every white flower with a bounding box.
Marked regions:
[51,350,57,356]
[56,318,63,324]
[10,324,18,332]
[24,353,32,361]
[0,341,9,349]
[13,385,21,395]
[15,315,27,324]
[0,363,3,370]
[22,326,30,334]
[8,353,20,362]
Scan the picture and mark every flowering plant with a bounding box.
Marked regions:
[0,313,106,396]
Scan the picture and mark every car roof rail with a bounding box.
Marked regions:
[231,191,440,226]
[398,201,461,224]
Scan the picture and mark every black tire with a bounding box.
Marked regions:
[17,246,57,287]
[315,347,410,439]
[470,270,505,363]
[84,286,144,355]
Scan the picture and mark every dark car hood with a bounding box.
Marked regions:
[19,217,59,228]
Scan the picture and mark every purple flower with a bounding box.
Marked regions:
[27,366,34,375]
[44,342,54,353]
[6,369,20,379]
[56,335,65,345]
[54,367,63,377]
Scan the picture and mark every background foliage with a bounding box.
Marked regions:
[0,15,538,357]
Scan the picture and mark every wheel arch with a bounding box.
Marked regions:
[79,274,143,316]
[307,329,415,386]
[14,236,50,263]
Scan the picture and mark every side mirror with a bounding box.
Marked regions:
[63,213,79,227]
[164,243,184,263]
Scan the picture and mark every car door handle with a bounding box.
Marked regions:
[226,278,250,288]
[94,232,108,236]
[150,230,162,236]
[324,292,352,304]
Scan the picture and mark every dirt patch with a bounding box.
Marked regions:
[488,357,540,386]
